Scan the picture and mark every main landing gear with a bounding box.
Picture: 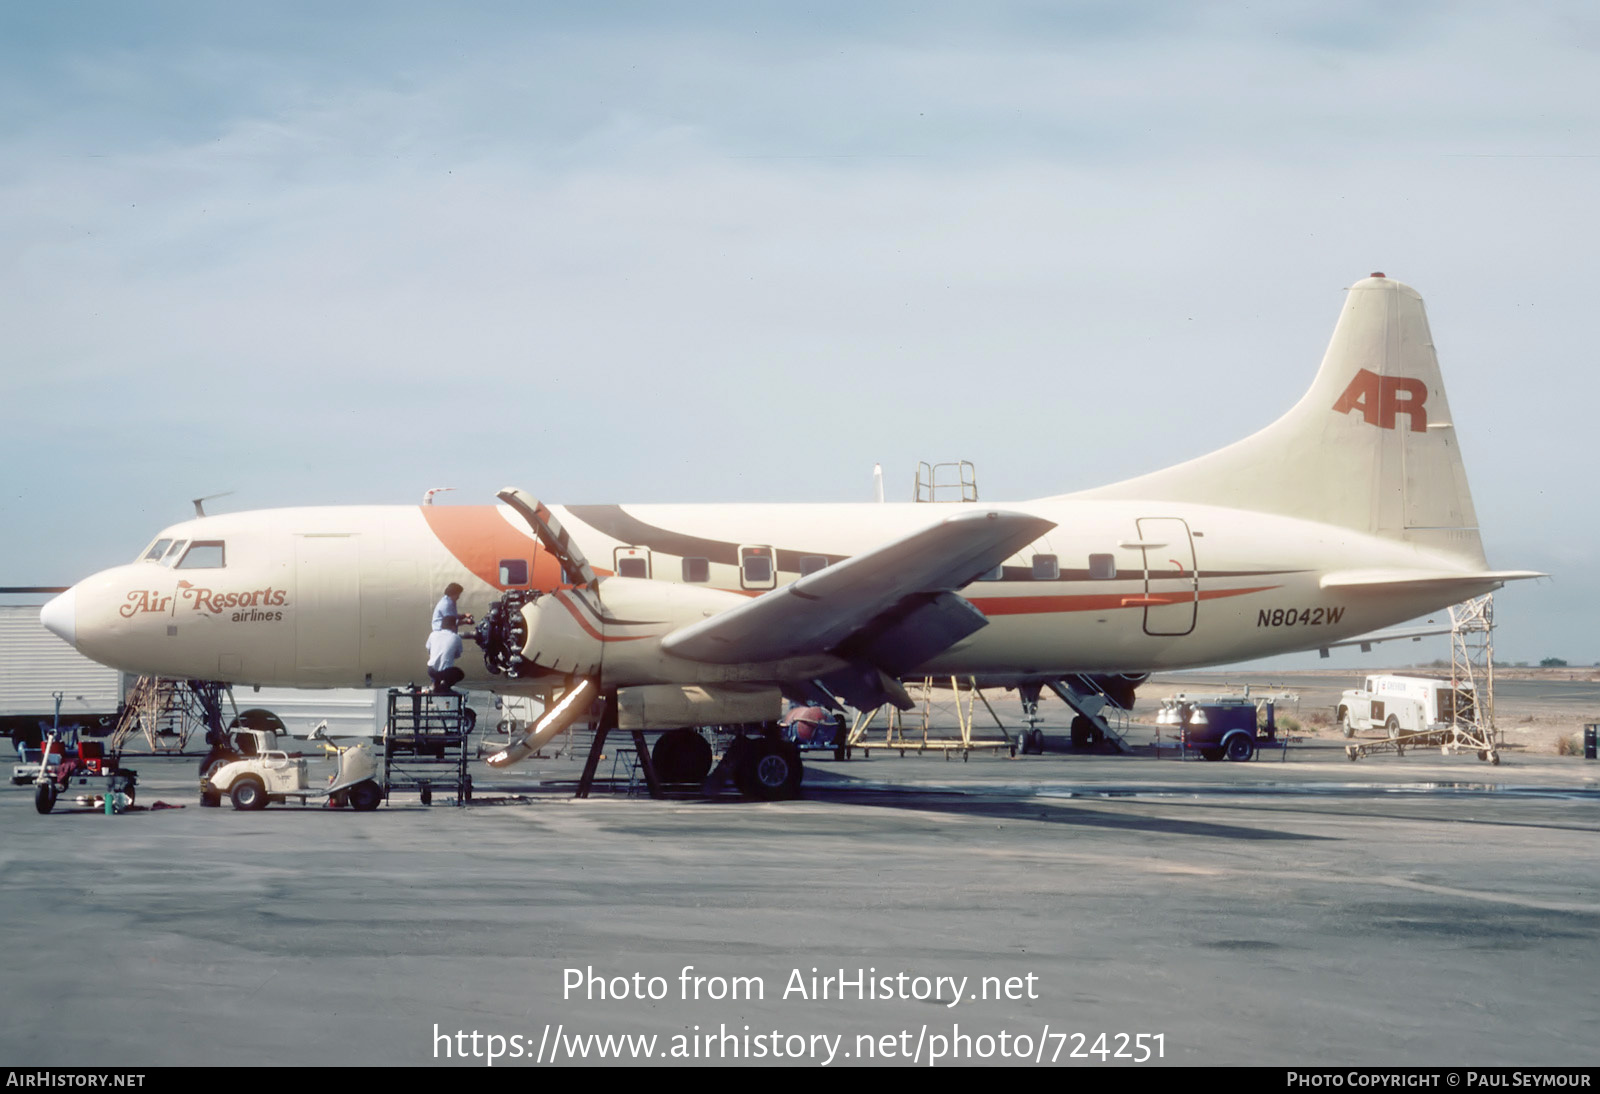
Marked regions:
[574,692,804,802]
[721,733,803,801]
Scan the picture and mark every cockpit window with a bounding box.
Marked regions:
[159,540,189,567]
[175,541,225,569]
[141,539,173,563]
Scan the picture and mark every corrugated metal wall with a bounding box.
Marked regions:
[0,606,127,717]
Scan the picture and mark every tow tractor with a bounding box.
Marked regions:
[201,722,383,811]
[33,730,138,814]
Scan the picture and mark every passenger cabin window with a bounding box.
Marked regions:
[499,559,529,587]
[740,546,775,589]
[1031,554,1059,580]
[798,555,828,577]
[613,547,651,579]
[1088,553,1116,580]
[141,539,173,563]
[175,541,226,569]
[683,557,710,583]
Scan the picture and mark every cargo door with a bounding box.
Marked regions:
[295,534,361,681]
[1135,517,1198,636]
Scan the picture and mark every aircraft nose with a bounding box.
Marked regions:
[40,587,77,647]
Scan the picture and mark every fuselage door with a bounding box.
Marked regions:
[1135,517,1198,637]
[295,533,362,680]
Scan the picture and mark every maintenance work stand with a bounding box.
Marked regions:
[384,688,472,805]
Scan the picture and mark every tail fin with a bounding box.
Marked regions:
[1069,274,1487,567]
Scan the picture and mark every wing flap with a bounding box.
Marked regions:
[661,510,1056,666]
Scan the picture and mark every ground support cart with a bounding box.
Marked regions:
[202,723,382,810]
[33,731,138,814]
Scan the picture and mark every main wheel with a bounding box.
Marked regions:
[230,777,268,811]
[735,739,802,800]
[652,728,714,783]
[1224,734,1255,762]
[34,782,57,814]
[462,775,472,803]
[419,784,433,806]
[347,780,383,812]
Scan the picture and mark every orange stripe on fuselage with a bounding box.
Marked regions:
[420,505,587,591]
[968,585,1281,616]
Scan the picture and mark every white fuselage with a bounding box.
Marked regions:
[52,497,1499,694]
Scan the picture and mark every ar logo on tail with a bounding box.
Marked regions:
[1332,368,1428,432]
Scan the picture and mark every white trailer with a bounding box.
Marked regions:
[0,604,130,750]
[1337,674,1476,738]
[230,686,390,738]
[229,687,480,739]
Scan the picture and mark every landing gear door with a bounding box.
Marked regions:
[1135,517,1197,637]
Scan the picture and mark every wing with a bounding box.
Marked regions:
[661,509,1055,692]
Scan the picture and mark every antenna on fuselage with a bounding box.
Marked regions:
[423,487,456,505]
[873,463,884,503]
[191,491,234,517]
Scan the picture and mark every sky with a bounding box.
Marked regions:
[1,1,1596,668]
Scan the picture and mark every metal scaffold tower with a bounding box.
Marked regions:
[846,676,1015,759]
[913,461,979,503]
[1448,593,1497,750]
[109,677,232,754]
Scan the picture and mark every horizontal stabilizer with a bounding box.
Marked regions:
[1320,569,1545,595]
[662,509,1056,666]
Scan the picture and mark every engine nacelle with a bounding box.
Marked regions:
[477,578,753,684]
[618,685,780,730]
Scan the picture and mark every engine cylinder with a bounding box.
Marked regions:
[478,590,603,679]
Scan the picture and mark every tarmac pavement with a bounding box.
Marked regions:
[4,739,1597,1068]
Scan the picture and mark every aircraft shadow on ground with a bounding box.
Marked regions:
[802,789,1333,842]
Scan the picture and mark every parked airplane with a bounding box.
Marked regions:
[39,274,1538,796]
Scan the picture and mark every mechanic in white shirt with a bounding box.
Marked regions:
[425,626,465,694]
